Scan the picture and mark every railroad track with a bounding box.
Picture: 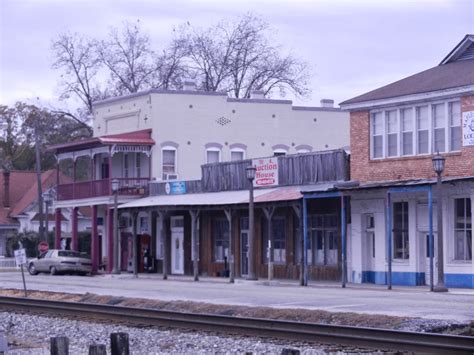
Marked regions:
[0,296,473,354]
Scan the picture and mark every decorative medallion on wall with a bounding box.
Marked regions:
[216,116,231,126]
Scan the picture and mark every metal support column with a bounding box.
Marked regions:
[386,192,392,290]
[428,187,434,291]
[132,210,139,278]
[158,211,168,280]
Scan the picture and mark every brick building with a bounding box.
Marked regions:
[340,34,474,288]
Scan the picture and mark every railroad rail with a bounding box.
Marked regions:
[0,296,473,354]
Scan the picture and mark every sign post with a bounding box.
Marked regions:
[14,248,28,297]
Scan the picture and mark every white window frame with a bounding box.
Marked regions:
[161,146,177,177]
[206,147,221,164]
[230,147,246,161]
[448,101,462,152]
[369,100,461,160]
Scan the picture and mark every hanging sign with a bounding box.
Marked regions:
[462,110,474,146]
[253,157,279,187]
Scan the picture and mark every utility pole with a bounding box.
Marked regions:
[34,109,45,242]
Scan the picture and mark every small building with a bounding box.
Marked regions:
[340,34,474,288]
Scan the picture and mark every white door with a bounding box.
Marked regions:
[171,217,184,275]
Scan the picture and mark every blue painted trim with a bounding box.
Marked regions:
[388,185,432,193]
[341,196,346,287]
[386,193,392,289]
[302,191,341,199]
[445,274,474,288]
[428,186,434,291]
[362,271,426,286]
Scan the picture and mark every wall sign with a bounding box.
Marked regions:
[165,181,187,195]
[253,157,279,187]
[462,110,474,146]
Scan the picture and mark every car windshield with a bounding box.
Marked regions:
[58,251,82,258]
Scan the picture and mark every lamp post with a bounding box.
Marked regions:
[111,178,121,274]
[432,152,448,292]
[42,190,53,243]
[246,165,257,280]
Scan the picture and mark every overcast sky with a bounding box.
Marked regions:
[0,0,473,111]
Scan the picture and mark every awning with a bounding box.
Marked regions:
[118,183,337,210]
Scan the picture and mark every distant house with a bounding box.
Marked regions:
[0,169,90,256]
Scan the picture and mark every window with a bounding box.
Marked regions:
[393,202,409,259]
[206,149,221,164]
[417,106,429,154]
[449,102,461,151]
[140,216,148,233]
[371,112,383,158]
[162,147,176,179]
[212,218,229,262]
[308,214,338,265]
[432,103,445,153]
[370,101,460,159]
[230,150,245,161]
[262,217,286,264]
[273,149,287,157]
[454,198,472,261]
[123,154,129,178]
[135,153,141,178]
[386,110,398,157]
[401,108,413,156]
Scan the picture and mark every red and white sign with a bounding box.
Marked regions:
[253,157,279,187]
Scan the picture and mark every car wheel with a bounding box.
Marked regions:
[28,263,38,275]
[50,266,58,275]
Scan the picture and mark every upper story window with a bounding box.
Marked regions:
[230,149,245,161]
[370,100,461,159]
[206,148,221,163]
[135,153,141,178]
[162,147,177,179]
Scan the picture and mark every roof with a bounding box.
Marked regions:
[340,58,474,107]
[340,35,474,108]
[47,129,155,153]
[10,170,71,218]
[119,183,339,210]
[0,171,37,225]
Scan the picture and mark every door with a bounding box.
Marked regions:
[171,217,184,275]
[241,230,249,276]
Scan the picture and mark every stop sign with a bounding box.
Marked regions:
[38,241,49,254]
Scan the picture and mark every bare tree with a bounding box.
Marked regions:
[184,13,310,98]
[52,33,104,133]
[96,21,157,95]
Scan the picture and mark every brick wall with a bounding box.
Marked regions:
[350,94,474,183]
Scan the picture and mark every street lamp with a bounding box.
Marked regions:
[111,178,121,274]
[432,152,448,292]
[42,190,53,243]
[246,165,257,280]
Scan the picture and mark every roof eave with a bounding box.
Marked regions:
[340,85,474,111]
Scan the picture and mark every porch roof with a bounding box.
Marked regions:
[118,183,337,210]
[47,129,155,154]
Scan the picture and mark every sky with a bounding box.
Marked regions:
[0,0,473,111]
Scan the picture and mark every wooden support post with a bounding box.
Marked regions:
[190,210,200,281]
[158,211,168,280]
[292,204,304,286]
[263,207,275,281]
[302,197,308,286]
[55,208,61,249]
[224,209,234,283]
[89,344,106,355]
[110,332,129,355]
[91,205,99,274]
[107,207,114,273]
[132,210,139,278]
[50,336,69,355]
[71,207,79,251]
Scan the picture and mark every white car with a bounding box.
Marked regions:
[28,250,92,276]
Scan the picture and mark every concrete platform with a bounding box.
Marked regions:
[0,272,473,322]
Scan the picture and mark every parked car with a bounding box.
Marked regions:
[28,249,92,276]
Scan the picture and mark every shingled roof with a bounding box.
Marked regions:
[340,35,474,108]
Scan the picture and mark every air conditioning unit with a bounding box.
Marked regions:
[162,173,179,180]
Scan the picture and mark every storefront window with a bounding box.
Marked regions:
[454,198,472,261]
[212,218,229,262]
[262,217,286,264]
[308,214,338,265]
[393,201,409,259]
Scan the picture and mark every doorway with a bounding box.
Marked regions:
[171,216,184,275]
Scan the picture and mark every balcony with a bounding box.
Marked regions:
[57,178,150,201]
